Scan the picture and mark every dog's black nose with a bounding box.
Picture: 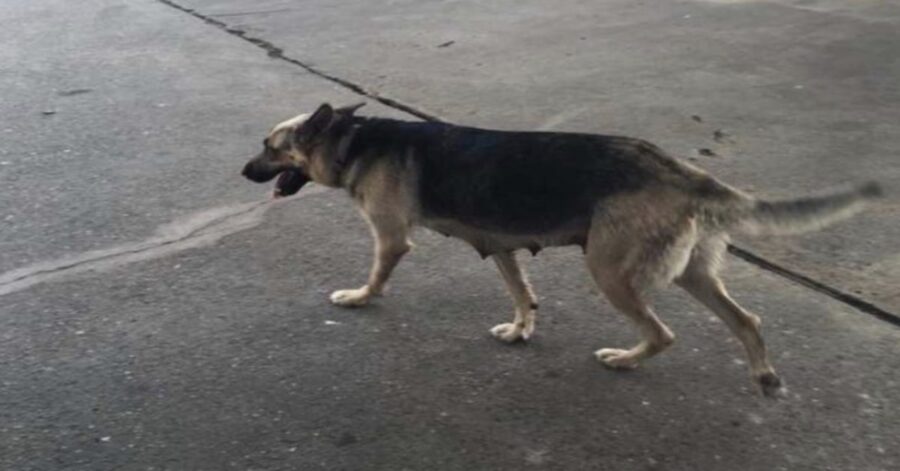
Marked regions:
[241,161,277,183]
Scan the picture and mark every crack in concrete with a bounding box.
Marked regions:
[0,188,326,297]
[208,8,293,18]
[155,0,899,326]
[156,0,442,123]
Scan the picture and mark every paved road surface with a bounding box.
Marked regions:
[2,1,898,469]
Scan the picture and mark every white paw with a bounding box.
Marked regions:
[521,321,535,339]
[594,348,640,369]
[329,287,370,307]
[490,323,530,343]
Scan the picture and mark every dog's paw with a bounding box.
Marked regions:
[594,348,641,370]
[490,323,530,343]
[330,287,371,307]
[755,371,786,398]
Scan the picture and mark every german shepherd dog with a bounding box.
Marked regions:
[242,103,882,396]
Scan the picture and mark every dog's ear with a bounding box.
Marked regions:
[295,103,334,144]
[335,102,366,116]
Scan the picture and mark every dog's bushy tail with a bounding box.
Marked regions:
[720,181,883,235]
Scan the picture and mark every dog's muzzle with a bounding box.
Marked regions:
[241,162,310,198]
[241,161,279,183]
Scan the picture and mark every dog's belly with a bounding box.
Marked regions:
[421,217,587,258]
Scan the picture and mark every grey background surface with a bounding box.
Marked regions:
[1,0,898,469]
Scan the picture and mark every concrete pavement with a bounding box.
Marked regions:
[1,0,898,469]
[173,0,900,313]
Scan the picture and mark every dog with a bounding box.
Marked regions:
[242,102,882,396]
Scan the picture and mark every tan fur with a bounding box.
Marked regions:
[271,113,349,188]
[273,116,785,395]
[490,252,538,341]
[334,173,784,395]
[270,113,309,146]
[258,111,881,398]
[330,160,416,306]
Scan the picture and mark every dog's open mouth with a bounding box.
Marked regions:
[272,170,310,198]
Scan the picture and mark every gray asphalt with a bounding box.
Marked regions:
[1,0,898,470]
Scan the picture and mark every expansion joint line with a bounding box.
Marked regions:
[156,0,900,326]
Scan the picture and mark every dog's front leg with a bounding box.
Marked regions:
[490,251,538,342]
[330,212,411,307]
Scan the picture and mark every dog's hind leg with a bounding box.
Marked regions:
[489,251,538,342]
[583,230,678,369]
[330,211,411,307]
[586,263,675,369]
[675,237,783,396]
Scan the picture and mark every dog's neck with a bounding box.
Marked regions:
[329,124,359,187]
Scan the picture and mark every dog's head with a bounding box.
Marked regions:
[241,102,365,197]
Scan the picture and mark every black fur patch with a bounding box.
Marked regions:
[344,118,653,234]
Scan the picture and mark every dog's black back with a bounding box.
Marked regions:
[346,118,654,234]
